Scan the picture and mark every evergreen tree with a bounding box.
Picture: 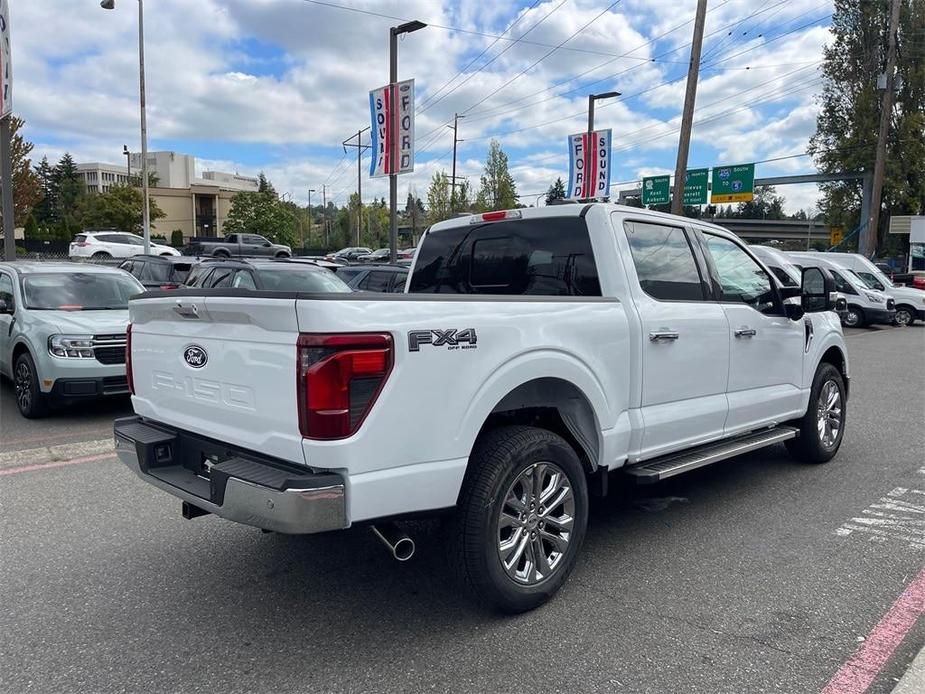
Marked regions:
[32,156,56,225]
[545,177,567,205]
[52,153,85,237]
[808,0,925,243]
[475,140,518,212]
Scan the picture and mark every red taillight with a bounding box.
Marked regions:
[159,283,180,290]
[126,323,135,395]
[297,333,393,440]
[75,242,88,247]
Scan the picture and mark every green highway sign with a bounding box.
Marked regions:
[641,175,670,206]
[711,163,755,203]
[683,168,709,205]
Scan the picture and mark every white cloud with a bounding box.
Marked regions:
[16,1,835,214]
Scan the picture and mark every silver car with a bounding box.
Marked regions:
[0,262,145,418]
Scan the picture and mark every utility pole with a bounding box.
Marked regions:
[450,113,464,211]
[343,128,370,246]
[864,0,901,258]
[671,0,707,216]
[123,145,131,180]
[307,188,315,250]
[321,184,328,249]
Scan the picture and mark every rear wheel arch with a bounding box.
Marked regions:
[474,378,601,476]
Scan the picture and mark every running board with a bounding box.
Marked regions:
[625,426,799,484]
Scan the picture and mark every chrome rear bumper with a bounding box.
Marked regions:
[114,417,347,534]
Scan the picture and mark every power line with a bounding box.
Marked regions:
[458,1,626,116]
[300,0,674,59]
[417,0,561,115]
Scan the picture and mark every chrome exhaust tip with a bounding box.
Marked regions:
[371,523,415,561]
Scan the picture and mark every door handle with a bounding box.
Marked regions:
[734,328,757,338]
[649,330,680,342]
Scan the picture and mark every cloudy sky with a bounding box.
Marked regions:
[14,0,834,213]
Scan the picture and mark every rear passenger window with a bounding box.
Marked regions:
[624,221,705,301]
[231,270,257,290]
[408,216,600,296]
[359,271,392,292]
[209,268,235,288]
[390,271,408,292]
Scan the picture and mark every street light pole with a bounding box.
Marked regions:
[102,0,151,255]
[586,91,620,200]
[388,20,426,264]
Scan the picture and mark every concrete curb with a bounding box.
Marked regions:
[0,437,113,470]
[892,645,925,694]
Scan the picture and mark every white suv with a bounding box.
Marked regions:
[70,231,180,260]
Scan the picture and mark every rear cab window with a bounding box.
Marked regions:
[409,215,601,296]
[623,220,706,301]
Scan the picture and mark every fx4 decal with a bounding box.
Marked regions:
[408,328,478,352]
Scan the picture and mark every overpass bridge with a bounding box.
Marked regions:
[706,218,829,243]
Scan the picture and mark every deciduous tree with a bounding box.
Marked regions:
[809,0,925,246]
[475,140,517,212]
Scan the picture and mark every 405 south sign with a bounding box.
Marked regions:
[567,129,612,200]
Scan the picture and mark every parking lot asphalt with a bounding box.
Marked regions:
[1,325,923,693]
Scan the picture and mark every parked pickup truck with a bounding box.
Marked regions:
[115,204,849,612]
[185,233,291,259]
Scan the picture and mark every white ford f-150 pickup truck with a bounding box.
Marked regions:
[115,203,849,612]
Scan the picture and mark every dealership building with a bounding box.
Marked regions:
[76,151,258,239]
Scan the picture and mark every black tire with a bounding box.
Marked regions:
[275,252,291,259]
[785,362,846,464]
[894,305,916,327]
[446,425,589,613]
[13,352,48,419]
[91,251,111,261]
[842,306,865,328]
[213,249,230,258]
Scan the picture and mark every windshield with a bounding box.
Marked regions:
[855,257,894,289]
[23,272,143,310]
[255,267,352,292]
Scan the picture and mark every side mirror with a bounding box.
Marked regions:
[785,303,804,321]
[834,296,848,313]
[874,281,885,291]
[801,266,835,314]
[0,298,12,314]
[263,242,271,247]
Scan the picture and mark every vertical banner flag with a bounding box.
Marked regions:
[567,129,611,199]
[0,0,11,118]
[369,79,414,178]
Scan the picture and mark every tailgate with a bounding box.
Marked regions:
[129,295,305,464]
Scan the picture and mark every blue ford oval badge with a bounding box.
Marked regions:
[184,345,208,368]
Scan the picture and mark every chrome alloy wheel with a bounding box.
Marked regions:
[816,380,842,449]
[497,462,575,585]
[15,360,32,412]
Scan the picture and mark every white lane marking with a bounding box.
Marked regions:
[0,437,113,470]
[836,487,925,549]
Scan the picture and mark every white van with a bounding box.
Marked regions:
[751,246,849,322]
[789,252,896,328]
[818,252,925,327]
